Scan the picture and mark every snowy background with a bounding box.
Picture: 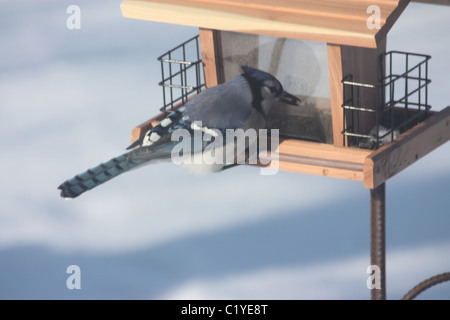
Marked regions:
[0,0,449,299]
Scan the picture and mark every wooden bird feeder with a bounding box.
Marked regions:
[120,0,450,299]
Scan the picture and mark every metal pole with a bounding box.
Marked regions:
[370,183,386,300]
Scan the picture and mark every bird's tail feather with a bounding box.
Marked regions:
[58,144,174,199]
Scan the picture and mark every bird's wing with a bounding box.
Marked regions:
[183,75,265,130]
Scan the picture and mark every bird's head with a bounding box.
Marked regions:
[241,66,301,114]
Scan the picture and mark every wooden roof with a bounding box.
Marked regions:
[121,0,410,48]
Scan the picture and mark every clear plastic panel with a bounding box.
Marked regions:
[219,31,333,143]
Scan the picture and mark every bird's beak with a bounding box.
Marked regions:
[279,91,301,106]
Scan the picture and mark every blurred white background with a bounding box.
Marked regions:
[0,0,449,299]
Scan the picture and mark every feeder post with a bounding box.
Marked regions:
[370,182,386,300]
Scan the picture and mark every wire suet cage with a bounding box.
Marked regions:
[158,35,205,114]
[342,51,431,149]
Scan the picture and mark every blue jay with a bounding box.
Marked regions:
[58,66,300,198]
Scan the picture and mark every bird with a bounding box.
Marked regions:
[58,66,301,199]
[358,125,400,149]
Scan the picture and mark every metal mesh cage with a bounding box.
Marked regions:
[158,35,205,114]
[342,51,431,149]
